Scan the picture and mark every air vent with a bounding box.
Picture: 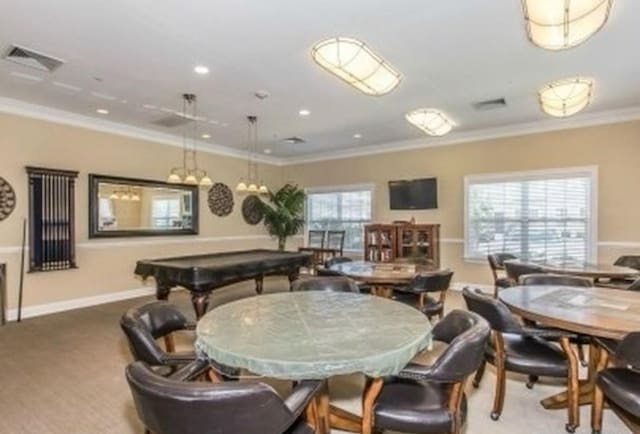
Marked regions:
[281,137,305,145]
[472,98,507,111]
[152,114,193,128]
[2,45,65,72]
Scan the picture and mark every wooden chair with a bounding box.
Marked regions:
[362,310,490,434]
[307,230,325,248]
[326,230,346,256]
[487,253,517,297]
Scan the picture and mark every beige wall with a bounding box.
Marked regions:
[284,120,640,285]
[0,112,283,312]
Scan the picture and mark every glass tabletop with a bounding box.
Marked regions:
[196,291,432,380]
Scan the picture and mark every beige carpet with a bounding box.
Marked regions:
[0,278,630,434]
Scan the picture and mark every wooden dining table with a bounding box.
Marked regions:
[505,259,639,282]
[499,285,640,431]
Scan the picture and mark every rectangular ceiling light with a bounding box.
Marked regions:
[406,109,455,136]
[311,37,401,96]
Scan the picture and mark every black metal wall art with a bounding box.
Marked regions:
[0,177,16,221]
[241,194,264,225]
[208,183,234,217]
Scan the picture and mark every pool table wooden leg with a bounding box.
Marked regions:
[155,283,171,301]
[288,268,300,291]
[255,276,264,294]
[191,292,210,319]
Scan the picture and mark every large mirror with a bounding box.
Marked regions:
[89,174,199,238]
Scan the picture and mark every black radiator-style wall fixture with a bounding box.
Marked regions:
[26,167,79,272]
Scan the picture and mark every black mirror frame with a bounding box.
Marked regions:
[88,174,199,239]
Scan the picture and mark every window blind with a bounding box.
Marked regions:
[465,168,595,263]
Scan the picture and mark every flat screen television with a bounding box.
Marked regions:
[388,177,438,210]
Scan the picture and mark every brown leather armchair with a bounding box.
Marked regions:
[126,361,321,434]
[363,310,490,434]
[503,260,545,284]
[392,270,454,320]
[487,253,517,296]
[462,288,577,432]
[592,332,640,434]
[520,273,592,287]
[291,276,360,293]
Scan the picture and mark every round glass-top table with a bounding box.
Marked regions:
[196,291,432,380]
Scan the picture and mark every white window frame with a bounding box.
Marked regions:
[463,166,598,263]
[304,183,375,253]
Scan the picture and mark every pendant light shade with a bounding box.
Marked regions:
[236,116,269,195]
[538,77,593,117]
[167,172,182,184]
[522,0,613,50]
[405,109,455,136]
[311,37,401,96]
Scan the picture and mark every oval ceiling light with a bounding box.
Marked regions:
[538,77,593,117]
[311,37,401,96]
[405,109,455,136]
[194,65,210,75]
[522,0,613,50]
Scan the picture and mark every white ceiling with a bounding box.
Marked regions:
[1,0,639,160]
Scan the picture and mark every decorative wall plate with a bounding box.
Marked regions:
[207,183,234,217]
[242,195,264,225]
[0,177,16,221]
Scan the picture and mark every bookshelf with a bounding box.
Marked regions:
[364,223,440,266]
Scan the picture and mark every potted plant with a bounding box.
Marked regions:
[259,183,306,251]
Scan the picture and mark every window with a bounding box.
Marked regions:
[151,197,182,228]
[465,167,597,263]
[305,185,373,251]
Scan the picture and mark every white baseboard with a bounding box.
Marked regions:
[6,286,156,321]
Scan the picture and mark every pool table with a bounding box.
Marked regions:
[135,249,312,318]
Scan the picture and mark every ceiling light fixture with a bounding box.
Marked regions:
[405,109,455,136]
[201,133,211,139]
[236,116,269,195]
[353,133,362,139]
[538,77,593,117]
[167,93,213,188]
[96,108,109,115]
[264,148,272,154]
[298,109,311,116]
[311,37,401,96]
[522,0,613,50]
[194,65,210,75]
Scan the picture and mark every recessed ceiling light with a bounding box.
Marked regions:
[538,77,593,117]
[299,109,311,116]
[522,0,612,50]
[194,65,210,75]
[353,133,362,139]
[311,37,402,96]
[264,148,272,154]
[405,109,455,136]
[201,133,211,139]
[96,109,109,115]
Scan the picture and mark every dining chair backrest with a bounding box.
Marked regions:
[488,253,518,277]
[326,230,346,255]
[422,309,491,382]
[291,276,360,293]
[307,230,325,248]
[519,273,593,288]
[405,270,454,294]
[614,255,640,271]
[126,361,300,434]
[120,301,191,365]
[324,256,352,269]
[462,287,523,334]
[504,261,545,282]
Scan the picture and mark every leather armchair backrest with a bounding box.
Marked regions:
[291,276,360,293]
[614,255,640,271]
[487,253,517,271]
[405,270,454,293]
[423,310,490,382]
[615,332,640,369]
[462,287,523,334]
[120,302,189,365]
[126,362,295,434]
[627,279,640,291]
[324,256,352,269]
[520,273,593,288]
[504,261,544,281]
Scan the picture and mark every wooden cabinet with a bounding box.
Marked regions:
[364,223,440,267]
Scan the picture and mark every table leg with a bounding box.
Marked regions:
[288,268,300,291]
[191,292,210,320]
[315,381,331,434]
[329,405,362,432]
[156,283,171,301]
[255,276,264,294]
[560,336,580,432]
[362,377,383,434]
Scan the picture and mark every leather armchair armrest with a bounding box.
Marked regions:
[397,362,439,382]
[521,326,577,340]
[284,380,324,420]
[162,351,197,365]
[183,322,197,331]
[168,358,210,382]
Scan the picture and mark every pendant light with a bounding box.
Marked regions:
[167,93,213,188]
[236,116,268,195]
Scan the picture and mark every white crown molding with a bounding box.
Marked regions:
[5,286,157,321]
[0,96,285,166]
[282,106,640,165]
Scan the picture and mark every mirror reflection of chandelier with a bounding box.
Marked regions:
[167,93,213,188]
[109,186,140,201]
[236,115,268,194]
